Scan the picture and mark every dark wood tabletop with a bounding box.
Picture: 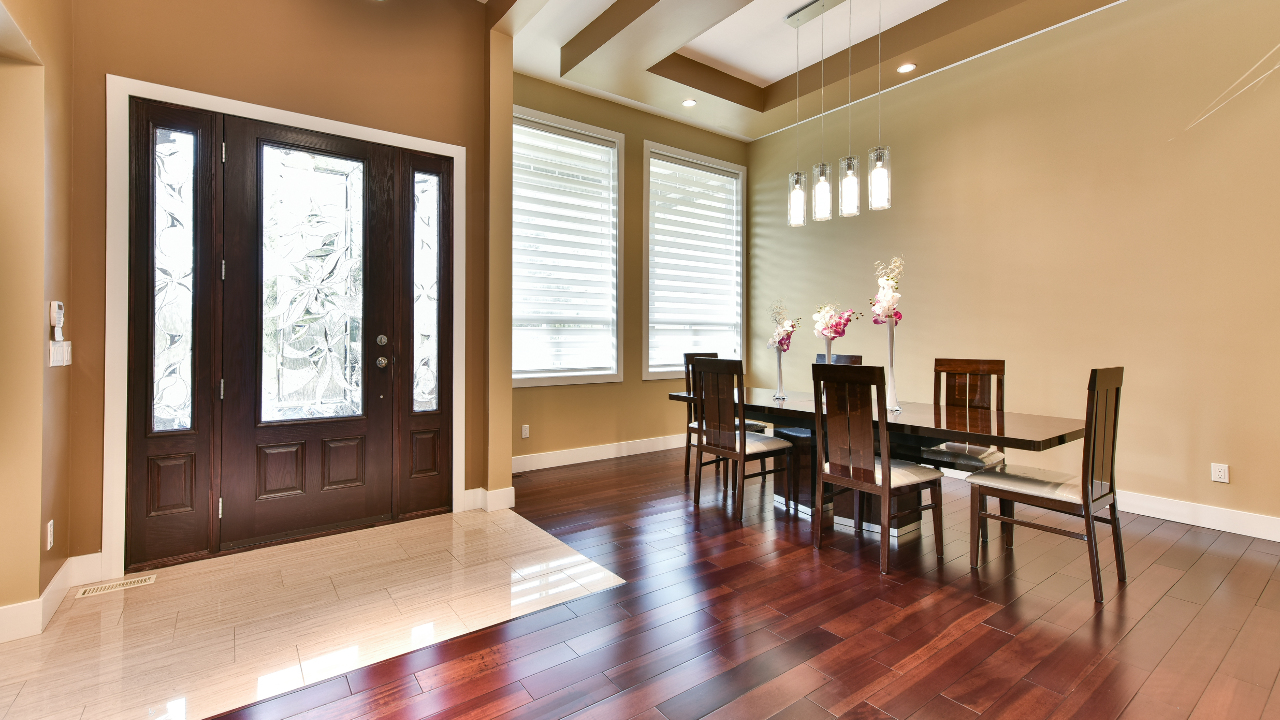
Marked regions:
[669,387,1086,452]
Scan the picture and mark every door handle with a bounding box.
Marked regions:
[376,357,389,368]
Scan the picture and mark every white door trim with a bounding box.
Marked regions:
[103,75,468,580]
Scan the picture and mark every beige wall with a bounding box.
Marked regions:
[488,31,515,490]
[0,0,74,604]
[748,0,1280,516]
[62,0,492,542]
[510,75,749,458]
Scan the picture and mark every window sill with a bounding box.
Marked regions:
[512,372,623,389]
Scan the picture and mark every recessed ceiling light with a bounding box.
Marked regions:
[897,63,917,74]
[682,99,697,107]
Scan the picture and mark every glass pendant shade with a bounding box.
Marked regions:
[787,171,807,227]
[838,156,859,217]
[812,163,832,222]
[868,146,891,210]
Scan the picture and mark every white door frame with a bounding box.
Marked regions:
[103,75,468,579]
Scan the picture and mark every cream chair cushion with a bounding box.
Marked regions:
[965,465,1082,504]
[824,459,943,487]
[689,420,769,433]
[742,432,791,455]
[921,443,1006,472]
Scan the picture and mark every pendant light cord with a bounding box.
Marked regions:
[877,0,882,145]
[795,25,800,173]
[819,8,825,164]
[847,0,852,157]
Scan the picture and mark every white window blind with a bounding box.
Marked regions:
[647,153,742,375]
[512,118,620,383]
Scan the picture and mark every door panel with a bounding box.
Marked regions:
[126,99,217,568]
[220,118,396,549]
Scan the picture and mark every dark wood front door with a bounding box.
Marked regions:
[126,99,453,569]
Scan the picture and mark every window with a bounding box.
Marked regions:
[644,142,744,379]
[512,110,623,386]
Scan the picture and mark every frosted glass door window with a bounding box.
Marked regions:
[152,128,196,432]
[412,172,440,412]
[260,145,365,421]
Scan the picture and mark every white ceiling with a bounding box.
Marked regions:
[678,0,949,87]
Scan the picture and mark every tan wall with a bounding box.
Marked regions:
[1,0,74,603]
[62,0,492,543]
[510,75,749,458]
[748,0,1280,516]
[487,31,515,490]
[0,56,47,606]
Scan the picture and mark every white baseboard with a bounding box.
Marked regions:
[460,486,516,512]
[1117,490,1280,543]
[513,434,685,473]
[0,552,104,645]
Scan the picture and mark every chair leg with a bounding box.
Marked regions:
[692,448,703,505]
[734,459,746,521]
[931,483,945,558]
[970,487,981,568]
[1110,500,1127,583]
[999,498,1014,548]
[1083,508,1105,603]
[852,490,863,534]
[684,430,693,479]
[979,495,989,543]
[813,479,824,549]
[879,490,892,574]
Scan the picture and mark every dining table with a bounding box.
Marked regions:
[669,387,1087,535]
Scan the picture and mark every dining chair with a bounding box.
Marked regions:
[919,358,1007,472]
[683,352,766,481]
[966,367,1127,603]
[691,357,793,521]
[773,354,862,512]
[810,364,945,571]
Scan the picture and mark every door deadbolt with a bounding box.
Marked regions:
[376,335,388,346]
[376,357,389,368]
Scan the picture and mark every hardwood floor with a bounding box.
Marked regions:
[211,449,1280,719]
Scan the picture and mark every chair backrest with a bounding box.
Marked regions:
[692,357,745,456]
[1080,367,1123,505]
[683,352,718,422]
[811,363,892,489]
[933,358,1005,411]
[815,354,863,365]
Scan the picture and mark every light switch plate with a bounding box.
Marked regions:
[1211,463,1229,483]
[46,520,54,550]
[521,425,530,439]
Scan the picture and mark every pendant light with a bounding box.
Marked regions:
[868,0,892,210]
[811,8,832,222]
[787,23,806,227]
[837,0,859,217]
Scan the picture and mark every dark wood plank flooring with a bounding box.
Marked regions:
[213,449,1280,719]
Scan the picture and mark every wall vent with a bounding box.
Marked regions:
[75,575,156,598]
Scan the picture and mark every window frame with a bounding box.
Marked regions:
[641,140,746,381]
[511,106,625,388]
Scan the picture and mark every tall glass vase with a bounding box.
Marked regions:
[824,337,833,365]
[884,317,902,412]
[774,347,786,400]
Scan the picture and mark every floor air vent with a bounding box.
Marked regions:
[75,575,156,598]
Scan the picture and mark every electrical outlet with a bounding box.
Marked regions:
[46,520,54,550]
[1211,463,1229,483]
[521,425,530,439]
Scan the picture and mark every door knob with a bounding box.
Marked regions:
[376,357,389,368]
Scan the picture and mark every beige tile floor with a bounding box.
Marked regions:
[0,509,624,720]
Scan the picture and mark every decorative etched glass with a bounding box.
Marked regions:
[152,128,195,432]
[412,172,440,412]
[260,145,365,421]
